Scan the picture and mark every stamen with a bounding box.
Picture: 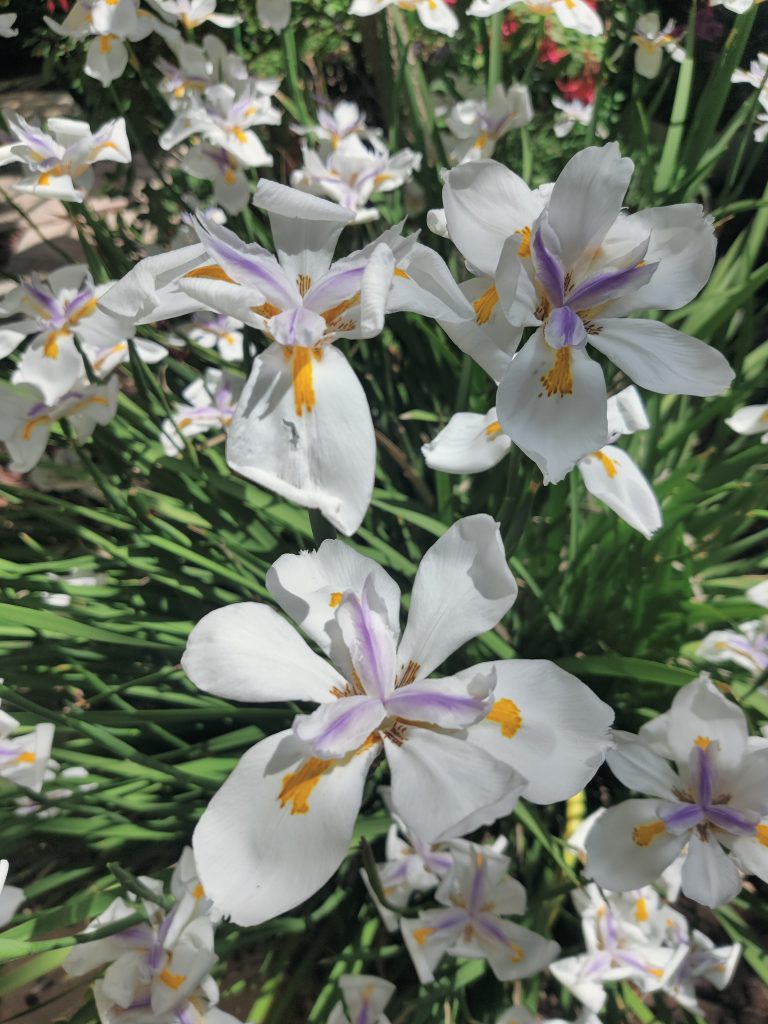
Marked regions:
[486,698,522,738]
[485,421,502,438]
[593,450,618,477]
[516,226,531,258]
[540,346,573,397]
[472,284,498,325]
[296,274,311,296]
[329,592,342,608]
[398,660,421,688]
[185,264,236,283]
[631,820,666,847]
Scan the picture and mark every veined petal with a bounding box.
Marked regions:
[387,241,473,324]
[401,908,467,983]
[15,334,86,406]
[462,659,614,804]
[98,244,209,324]
[422,408,512,474]
[192,730,379,926]
[584,799,688,891]
[182,603,344,704]
[606,731,679,799]
[336,578,398,700]
[680,833,742,907]
[667,674,748,776]
[588,318,734,397]
[226,344,375,536]
[567,260,659,311]
[293,696,386,758]
[337,976,396,1024]
[472,917,560,982]
[546,144,634,269]
[439,277,523,383]
[496,332,608,484]
[578,445,662,539]
[266,541,401,666]
[385,728,525,843]
[396,514,518,681]
[383,673,493,729]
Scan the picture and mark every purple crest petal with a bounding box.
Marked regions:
[567,261,659,311]
[293,695,385,759]
[694,744,715,808]
[383,686,488,730]
[705,804,757,834]
[661,802,704,833]
[193,215,297,306]
[544,305,587,349]
[532,229,565,307]
[473,912,512,948]
[23,282,62,323]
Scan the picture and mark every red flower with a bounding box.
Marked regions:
[46,0,70,12]
[538,36,569,64]
[502,14,519,35]
[556,75,596,104]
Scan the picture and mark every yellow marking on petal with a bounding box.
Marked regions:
[760,409,768,422]
[16,751,36,764]
[297,274,312,296]
[593,450,618,477]
[694,736,711,750]
[485,420,502,438]
[92,343,126,373]
[99,34,115,53]
[413,926,435,946]
[284,346,319,416]
[159,968,186,990]
[44,330,65,359]
[23,414,51,441]
[394,267,410,279]
[632,820,666,847]
[38,172,51,187]
[68,298,97,327]
[224,168,237,186]
[185,264,236,283]
[177,417,193,430]
[373,172,393,188]
[540,346,573,397]
[67,396,109,418]
[755,824,768,847]
[516,226,531,259]
[508,943,525,962]
[486,698,522,738]
[230,127,248,144]
[321,291,361,329]
[329,592,343,608]
[635,896,649,922]
[251,301,282,319]
[474,132,490,151]
[279,756,333,814]
[193,882,205,900]
[472,284,498,326]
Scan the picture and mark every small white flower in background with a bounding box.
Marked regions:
[145,0,242,28]
[0,860,24,928]
[0,377,119,474]
[467,0,602,37]
[0,113,131,203]
[712,0,761,13]
[731,52,768,141]
[0,700,55,793]
[100,181,471,534]
[45,0,158,88]
[550,883,689,1013]
[160,368,242,456]
[697,620,768,679]
[65,853,240,1024]
[551,96,599,138]
[726,402,768,443]
[442,83,533,165]
[497,1009,601,1024]
[185,516,532,926]
[42,567,110,608]
[361,786,454,931]
[349,0,459,37]
[631,13,685,79]
[440,144,734,483]
[660,910,741,1015]
[156,34,251,109]
[747,579,768,608]
[15,764,96,819]
[292,100,378,149]
[290,134,422,223]
[0,14,18,38]
[328,975,395,1024]
[0,266,141,404]
[256,0,292,31]
[423,386,662,539]
[584,673,768,908]
[181,312,245,361]
[401,839,560,983]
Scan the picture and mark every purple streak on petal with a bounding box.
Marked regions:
[64,286,96,324]
[661,802,704,832]
[176,1003,197,1024]
[193,215,295,302]
[566,261,659,310]
[544,304,587,349]
[694,744,715,807]
[426,851,453,874]
[383,688,487,729]
[24,283,62,323]
[532,229,565,306]
[304,265,365,314]
[706,804,758,834]
[379,859,411,886]
[467,856,487,917]
[617,950,653,974]
[582,950,613,978]
[474,912,511,947]
[295,695,385,757]
[127,996,153,1011]
[342,593,392,701]
[156,906,176,948]
[146,941,163,971]
[355,997,372,1024]
[602,906,618,949]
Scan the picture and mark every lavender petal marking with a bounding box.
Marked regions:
[467,856,487,917]
[24,283,62,323]
[474,912,514,948]
[304,264,365,313]
[567,260,659,310]
[705,804,758,834]
[383,687,488,729]
[340,593,394,701]
[617,950,654,974]
[694,744,716,807]
[64,286,96,323]
[293,695,385,757]
[661,802,705,832]
[582,950,613,979]
[193,216,296,304]
[544,305,587,350]
[532,229,565,306]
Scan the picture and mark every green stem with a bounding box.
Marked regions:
[487,13,503,100]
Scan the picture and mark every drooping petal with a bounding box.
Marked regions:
[588,318,734,397]
[462,659,614,804]
[680,833,742,907]
[192,729,379,926]
[226,343,375,536]
[578,445,663,539]
[496,331,608,484]
[396,514,518,681]
[385,727,525,843]
[422,408,512,474]
[182,603,345,704]
[584,799,688,891]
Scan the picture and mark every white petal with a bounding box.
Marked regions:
[667,674,748,775]
[385,727,525,843]
[475,918,560,982]
[546,144,633,269]
[226,343,375,536]
[422,408,511,474]
[338,975,395,1023]
[496,332,608,484]
[193,729,379,926]
[681,833,742,907]
[729,830,768,884]
[578,444,662,539]
[182,603,344,703]
[589,318,734,397]
[584,799,688,891]
[439,277,522,382]
[605,385,649,437]
[462,659,614,803]
[15,336,85,406]
[606,731,679,799]
[396,514,517,680]
[726,404,768,436]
